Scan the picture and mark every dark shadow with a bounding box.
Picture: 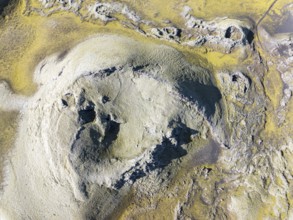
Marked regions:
[0,0,10,15]
[147,137,187,171]
[102,96,110,104]
[89,128,101,146]
[131,64,149,72]
[102,120,120,146]
[94,67,117,77]
[242,27,254,44]
[115,121,195,189]
[57,49,69,62]
[114,178,126,189]
[129,169,147,182]
[78,108,96,124]
[114,167,146,190]
[79,181,89,199]
[170,120,198,145]
[61,99,68,106]
[177,80,222,119]
[225,27,232,38]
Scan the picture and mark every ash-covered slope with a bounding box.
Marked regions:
[0,35,223,219]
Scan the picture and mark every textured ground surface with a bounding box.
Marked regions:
[0,0,292,219]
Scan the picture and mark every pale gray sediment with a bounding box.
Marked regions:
[0,0,292,218]
[0,35,225,219]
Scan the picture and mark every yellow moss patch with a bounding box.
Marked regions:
[255,196,278,220]
[202,49,241,70]
[122,0,279,27]
[187,194,211,220]
[264,67,283,109]
[262,67,283,134]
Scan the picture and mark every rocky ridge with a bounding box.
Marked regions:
[27,0,255,53]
